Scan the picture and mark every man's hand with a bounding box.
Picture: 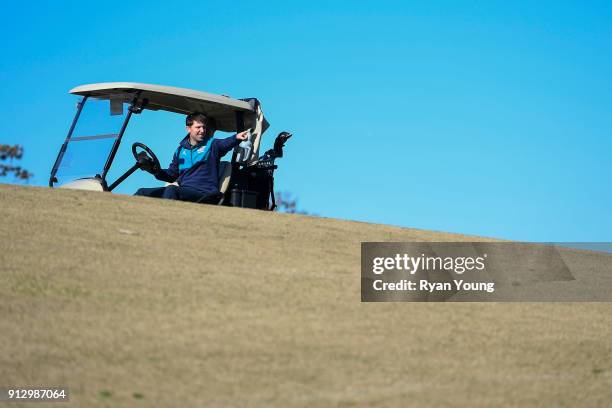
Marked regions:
[136,152,158,174]
[236,130,250,141]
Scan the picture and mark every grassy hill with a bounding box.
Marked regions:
[1,184,611,407]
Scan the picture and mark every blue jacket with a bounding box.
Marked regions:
[155,134,240,194]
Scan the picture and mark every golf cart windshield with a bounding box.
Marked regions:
[51,97,130,186]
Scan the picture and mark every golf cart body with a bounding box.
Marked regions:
[50,82,289,209]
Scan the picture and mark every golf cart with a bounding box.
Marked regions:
[49,82,291,210]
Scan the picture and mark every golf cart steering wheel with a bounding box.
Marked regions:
[132,142,161,174]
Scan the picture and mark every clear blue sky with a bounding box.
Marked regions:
[1,1,611,242]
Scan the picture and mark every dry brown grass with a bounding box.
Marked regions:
[1,184,611,407]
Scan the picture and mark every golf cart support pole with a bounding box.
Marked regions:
[230,111,245,165]
[224,111,250,207]
[100,96,141,184]
[229,110,246,187]
[49,96,88,187]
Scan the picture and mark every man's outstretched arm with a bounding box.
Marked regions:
[216,131,250,156]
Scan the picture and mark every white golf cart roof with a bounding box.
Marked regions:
[70,82,266,132]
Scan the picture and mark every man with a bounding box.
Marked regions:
[135,112,248,202]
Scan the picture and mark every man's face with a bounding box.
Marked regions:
[186,120,206,145]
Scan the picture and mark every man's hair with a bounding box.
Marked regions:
[186,112,208,127]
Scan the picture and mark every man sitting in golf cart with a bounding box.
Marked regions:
[135,112,248,203]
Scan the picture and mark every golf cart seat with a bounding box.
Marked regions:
[196,160,232,205]
[218,161,232,195]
